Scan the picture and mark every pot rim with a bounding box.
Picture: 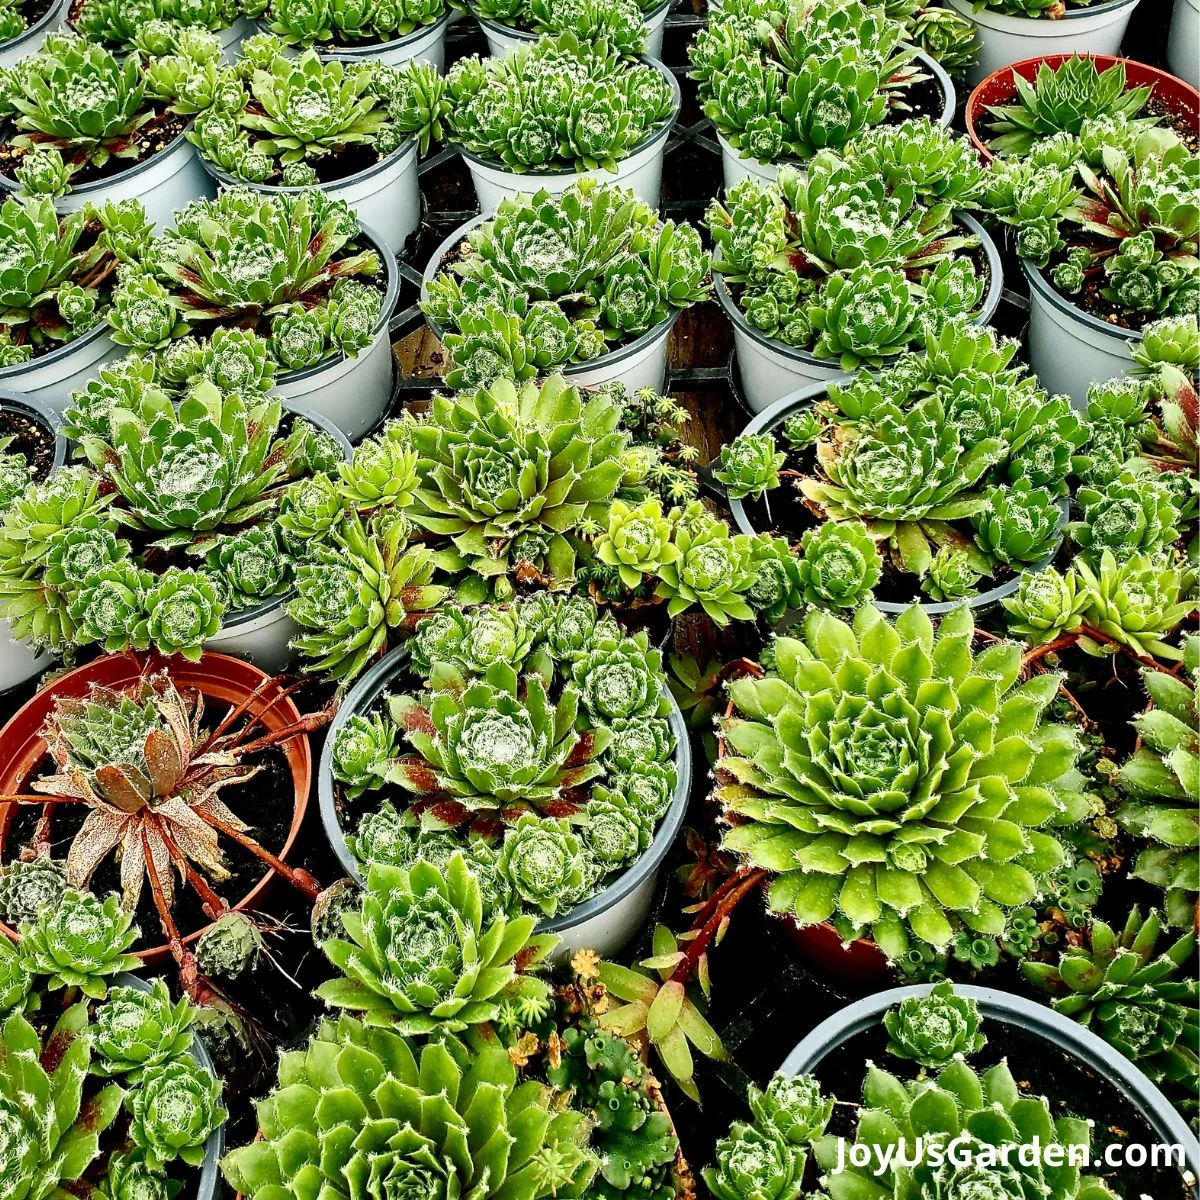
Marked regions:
[724,380,1070,615]
[945,0,1141,22]
[965,52,1200,160]
[0,115,196,198]
[0,312,112,380]
[421,210,681,374]
[1021,254,1140,345]
[118,972,225,1200]
[476,0,672,42]
[316,641,693,934]
[1,0,70,53]
[255,8,450,54]
[0,388,65,474]
[453,53,681,179]
[0,650,313,962]
[777,981,1200,1170]
[713,210,1002,372]
[197,135,416,199]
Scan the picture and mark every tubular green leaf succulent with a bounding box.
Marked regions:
[92,980,199,1081]
[882,978,986,1067]
[719,604,1079,957]
[317,855,557,1034]
[221,1012,596,1200]
[796,520,881,610]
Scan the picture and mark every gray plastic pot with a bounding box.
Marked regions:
[716,211,1003,413]
[478,0,672,57]
[0,0,68,68]
[203,402,352,673]
[778,982,1200,1191]
[422,214,677,394]
[119,972,225,1200]
[725,381,1069,616]
[0,318,123,413]
[0,390,65,692]
[317,642,693,961]
[717,49,955,192]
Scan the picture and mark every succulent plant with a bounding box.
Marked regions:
[17,888,139,998]
[795,519,881,609]
[1001,566,1088,646]
[495,814,588,917]
[317,855,556,1034]
[222,1012,597,1199]
[1116,637,1199,929]
[444,34,672,175]
[690,0,922,164]
[191,49,445,184]
[718,603,1084,958]
[128,1054,226,1171]
[883,979,986,1067]
[1068,469,1181,562]
[195,910,264,979]
[593,497,680,590]
[0,1002,125,1200]
[0,937,31,1015]
[715,433,785,501]
[0,856,67,926]
[1024,908,1198,1103]
[921,544,982,602]
[707,139,985,368]
[75,0,252,45]
[423,182,707,383]
[653,502,757,625]
[263,0,445,47]
[481,0,650,54]
[92,980,199,1081]
[109,188,383,372]
[703,1121,806,1200]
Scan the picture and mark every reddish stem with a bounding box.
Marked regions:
[196,809,321,900]
[668,866,767,988]
[150,813,229,923]
[141,826,187,968]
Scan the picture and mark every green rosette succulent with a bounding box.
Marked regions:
[495,814,588,917]
[882,979,986,1068]
[571,628,665,722]
[747,1072,833,1146]
[317,855,556,1034]
[221,1013,596,1200]
[0,857,67,926]
[1024,908,1199,1104]
[92,980,199,1080]
[1115,638,1199,929]
[129,1054,226,1171]
[972,479,1063,567]
[922,544,982,602]
[18,889,139,998]
[1068,469,1181,562]
[195,911,263,979]
[654,503,756,624]
[715,433,785,501]
[796,520,881,610]
[594,497,679,590]
[0,938,31,1015]
[264,0,445,47]
[719,603,1082,958]
[0,1002,125,1200]
[330,712,397,799]
[1074,549,1195,662]
[1001,566,1088,646]
[338,423,419,510]
[703,1123,805,1200]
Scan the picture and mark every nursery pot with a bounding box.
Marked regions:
[317,643,693,962]
[965,53,1200,161]
[198,136,420,258]
[0,124,216,231]
[0,317,122,413]
[0,390,65,693]
[202,403,352,672]
[1169,0,1200,89]
[0,650,313,963]
[422,213,678,393]
[945,0,1144,88]
[724,380,1069,614]
[778,982,1200,1187]
[119,972,226,1200]
[714,211,1002,413]
[456,55,680,212]
[477,0,672,58]
[715,49,955,193]
[316,11,450,70]
[0,0,69,69]
[217,13,253,62]
[272,221,401,442]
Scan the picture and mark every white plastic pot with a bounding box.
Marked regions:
[719,210,1002,413]
[1169,0,1200,89]
[0,0,68,68]
[272,221,400,442]
[0,319,122,413]
[217,13,253,62]
[0,128,214,232]
[715,49,954,195]
[0,391,64,693]
[946,0,1144,88]
[204,403,352,672]
[422,214,677,393]
[458,55,680,211]
[1023,259,1137,406]
[478,0,671,58]
[199,137,420,256]
[314,11,450,70]
[318,645,694,962]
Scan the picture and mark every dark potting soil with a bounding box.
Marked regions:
[0,110,191,187]
[885,71,946,129]
[2,717,295,952]
[6,0,52,36]
[256,136,385,187]
[0,408,55,484]
[809,1020,1192,1198]
[738,428,1016,606]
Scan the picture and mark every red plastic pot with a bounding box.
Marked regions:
[966,54,1200,160]
[0,650,312,963]
[773,911,894,994]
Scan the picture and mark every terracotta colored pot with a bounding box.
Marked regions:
[0,650,312,962]
[966,53,1200,160]
[773,910,894,994]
